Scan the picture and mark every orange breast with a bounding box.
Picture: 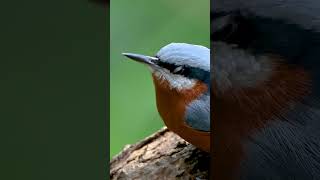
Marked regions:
[212,59,312,180]
[152,74,210,152]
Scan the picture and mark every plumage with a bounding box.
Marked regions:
[157,43,210,71]
[123,43,211,152]
[152,75,210,152]
[213,1,320,179]
[123,2,320,177]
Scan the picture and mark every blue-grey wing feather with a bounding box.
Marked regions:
[185,94,210,132]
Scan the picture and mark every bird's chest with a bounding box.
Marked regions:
[152,75,207,127]
[152,75,210,152]
[154,89,187,129]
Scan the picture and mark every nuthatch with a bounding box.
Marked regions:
[122,43,210,152]
[213,0,320,179]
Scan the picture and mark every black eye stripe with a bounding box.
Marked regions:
[212,13,256,48]
[155,60,191,75]
[157,61,174,70]
[153,58,210,84]
[157,61,181,72]
[211,12,230,19]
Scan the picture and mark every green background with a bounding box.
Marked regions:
[0,1,108,180]
[110,0,209,157]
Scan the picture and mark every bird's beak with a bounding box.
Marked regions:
[122,53,159,66]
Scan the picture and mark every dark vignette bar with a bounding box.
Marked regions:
[211,0,320,180]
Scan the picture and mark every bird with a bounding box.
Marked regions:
[122,1,320,179]
[212,0,320,179]
[122,43,211,153]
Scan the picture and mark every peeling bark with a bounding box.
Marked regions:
[110,127,210,180]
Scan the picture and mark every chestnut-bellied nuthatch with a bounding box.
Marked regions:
[122,1,320,178]
[122,43,210,152]
[213,0,320,179]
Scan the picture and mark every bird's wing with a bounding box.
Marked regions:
[185,94,210,132]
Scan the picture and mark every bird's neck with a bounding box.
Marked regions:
[152,74,210,152]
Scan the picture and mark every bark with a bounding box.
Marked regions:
[110,127,210,180]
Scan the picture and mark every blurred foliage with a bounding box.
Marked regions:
[110,0,209,157]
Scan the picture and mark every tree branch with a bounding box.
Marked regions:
[110,127,210,180]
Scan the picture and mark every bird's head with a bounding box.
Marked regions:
[211,1,315,110]
[123,43,211,152]
[123,43,210,94]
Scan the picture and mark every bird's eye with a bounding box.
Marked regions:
[212,14,236,36]
[212,15,241,43]
[173,66,184,74]
[155,61,190,76]
[212,12,256,48]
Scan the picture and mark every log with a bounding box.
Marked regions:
[110,127,210,180]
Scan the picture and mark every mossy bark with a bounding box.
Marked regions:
[110,127,210,180]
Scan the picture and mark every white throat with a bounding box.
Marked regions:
[150,67,196,91]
